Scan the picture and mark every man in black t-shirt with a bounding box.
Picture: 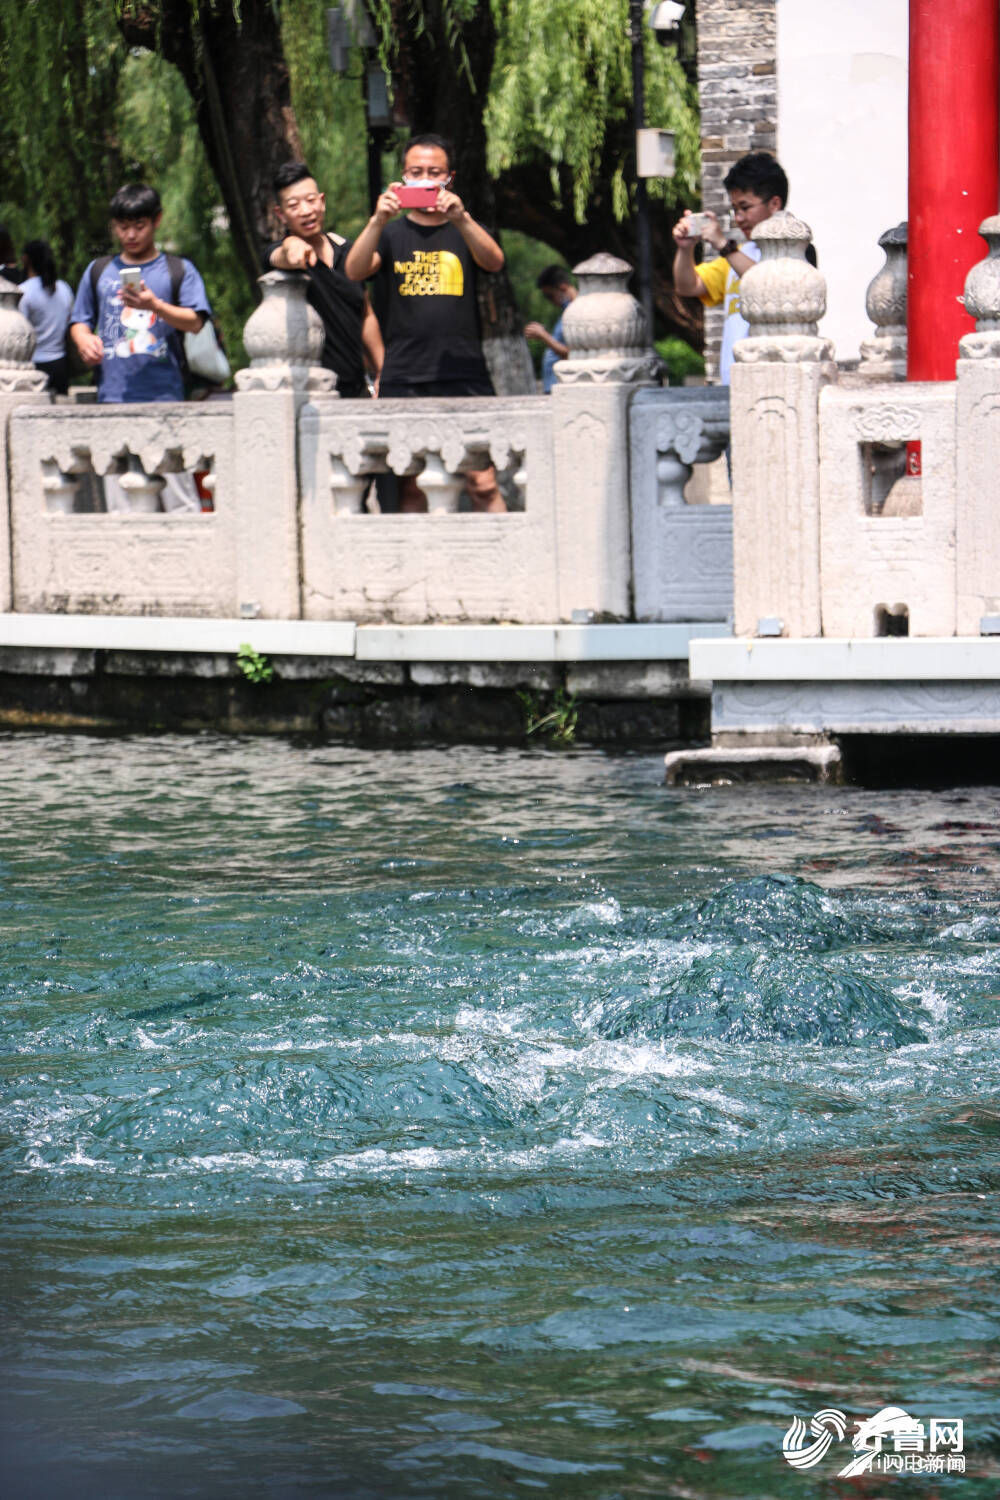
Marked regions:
[267,162,383,399]
[345,135,506,512]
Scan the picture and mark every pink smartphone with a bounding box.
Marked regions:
[396,184,440,210]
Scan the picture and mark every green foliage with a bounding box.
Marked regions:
[115,51,254,371]
[236,643,274,684]
[279,0,372,239]
[0,0,123,284]
[655,336,705,386]
[518,687,578,747]
[484,0,699,222]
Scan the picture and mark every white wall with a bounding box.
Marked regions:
[777,0,908,363]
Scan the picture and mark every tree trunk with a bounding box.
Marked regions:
[373,1,700,352]
[117,0,305,297]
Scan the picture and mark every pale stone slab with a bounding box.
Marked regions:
[711,679,1000,734]
[8,404,238,617]
[0,613,356,656]
[628,386,734,622]
[551,382,633,620]
[0,388,51,613]
[729,358,835,636]
[356,623,730,662]
[690,635,1000,680]
[233,388,305,619]
[956,358,1000,634]
[664,744,842,785]
[818,382,958,637]
[298,397,558,624]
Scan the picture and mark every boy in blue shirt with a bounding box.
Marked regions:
[70,184,213,511]
[70,183,211,403]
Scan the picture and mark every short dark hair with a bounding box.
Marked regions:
[537,264,573,292]
[273,161,315,199]
[723,152,788,208]
[109,183,162,221]
[403,133,455,172]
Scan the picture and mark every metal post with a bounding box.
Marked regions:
[907,0,1000,382]
[630,0,654,336]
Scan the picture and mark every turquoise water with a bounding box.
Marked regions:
[2,735,999,1498]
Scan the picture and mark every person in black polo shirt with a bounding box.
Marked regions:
[345,135,506,513]
[266,162,383,399]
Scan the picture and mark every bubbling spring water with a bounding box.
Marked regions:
[1,735,998,1498]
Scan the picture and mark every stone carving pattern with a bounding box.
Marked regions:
[299,397,558,622]
[850,403,921,443]
[714,680,1000,731]
[312,409,529,495]
[629,387,733,621]
[10,406,237,614]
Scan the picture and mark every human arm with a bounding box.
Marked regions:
[344,187,400,280]
[69,322,104,366]
[361,294,384,378]
[524,321,568,358]
[437,191,504,272]
[674,209,757,296]
[119,280,205,333]
[269,236,318,271]
[68,267,103,364]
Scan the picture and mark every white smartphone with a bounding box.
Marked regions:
[118,267,142,287]
[686,213,714,237]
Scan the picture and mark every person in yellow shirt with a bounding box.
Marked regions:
[672,152,788,383]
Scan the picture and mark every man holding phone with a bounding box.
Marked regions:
[345,135,506,512]
[70,183,210,405]
[69,183,212,512]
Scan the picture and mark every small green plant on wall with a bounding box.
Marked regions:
[236,643,274,685]
[518,687,578,747]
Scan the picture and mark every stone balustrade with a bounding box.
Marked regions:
[628,386,733,623]
[2,223,996,644]
[9,404,238,615]
[726,211,1000,641]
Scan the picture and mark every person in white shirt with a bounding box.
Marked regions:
[20,240,74,394]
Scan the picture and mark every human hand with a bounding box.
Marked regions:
[376,185,402,224]
[281,236,317,270]
[672,210,702,248]
[119,279,158,313]
[437,189,466,222]
[524,321,547,341]
[74,329,104,366]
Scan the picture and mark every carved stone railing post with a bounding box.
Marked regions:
[0,276,51,608]
[551,253,659,620]
[729,211,836,637]
[857,223,908,381]
[629,386,733,622]
[957,215,1000,634]
[233,271,334,618]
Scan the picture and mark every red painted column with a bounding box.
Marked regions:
[908,0,1000,383]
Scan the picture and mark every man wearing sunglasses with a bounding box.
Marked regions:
[345,134,507,512]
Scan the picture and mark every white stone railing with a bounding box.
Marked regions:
[728,211,1000,640]
[297,397,558,622]
[7,403,238,616]
[628,385,732,623]
[0,261,747,629]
